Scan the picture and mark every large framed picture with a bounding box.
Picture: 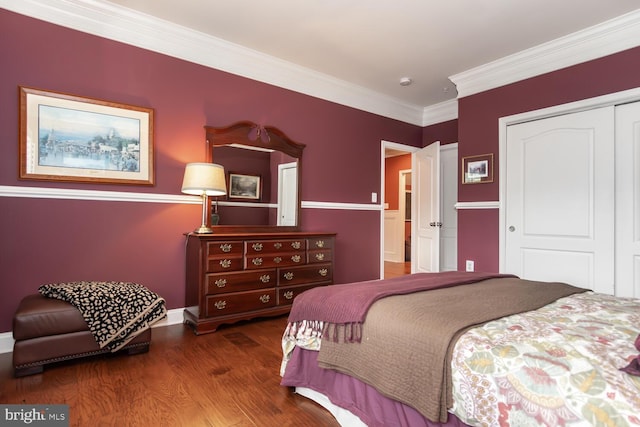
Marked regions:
[462,153,494,184]
[228,173,261,200]
[19,86,154,185]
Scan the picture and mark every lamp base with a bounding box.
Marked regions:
[194,225,213,234]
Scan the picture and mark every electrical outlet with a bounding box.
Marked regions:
[465,260,475,272]
[371,192,378,203]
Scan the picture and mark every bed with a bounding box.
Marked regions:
[279,271,640,427]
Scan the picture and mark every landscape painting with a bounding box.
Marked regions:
[19,87,154,185]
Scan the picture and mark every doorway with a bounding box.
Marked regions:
[381,141,458,279]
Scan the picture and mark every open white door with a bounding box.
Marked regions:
[411,142,440,273]
[277,162,298,226]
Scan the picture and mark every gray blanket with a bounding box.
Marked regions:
[317,277,585,423]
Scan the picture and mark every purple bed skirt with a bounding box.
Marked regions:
[281,347,470,427]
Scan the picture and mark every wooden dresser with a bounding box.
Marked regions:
[184,231,335,334]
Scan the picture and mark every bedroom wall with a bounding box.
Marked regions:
[0,9,430,332]
[457,45,640,272]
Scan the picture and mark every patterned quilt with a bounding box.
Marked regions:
[282,292,640,427]
[39,281,166,352]
[449,292,640,427]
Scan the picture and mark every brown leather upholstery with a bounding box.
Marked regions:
[13,294,89,340]
[12,294,151,377]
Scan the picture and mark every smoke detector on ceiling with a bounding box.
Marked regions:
[399,77,413,87]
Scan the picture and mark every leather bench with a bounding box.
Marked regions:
[12,294,151,377]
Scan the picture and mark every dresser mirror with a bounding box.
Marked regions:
[204,121,305,232]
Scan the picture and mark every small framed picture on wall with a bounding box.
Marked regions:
[462,153,494,184]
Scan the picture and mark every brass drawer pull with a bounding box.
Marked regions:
[220,259,232,268]
[319,268,328,277]
[291,241,301,250]
[316,240,325,248]
[284,272,294,281]
[284,291,294,300]
[252,243,263,251]
[252,258,263,266]
[291,255,301,263]
[220,243,232,253]
[274,242,283,249]
[260,274,271,283]
[214,300,227,310]
[315,253,325,261]
[274,256,282,264]
[215,278,227,288]
[259,294,270,304]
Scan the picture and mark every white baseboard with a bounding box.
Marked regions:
[0,307,185,355]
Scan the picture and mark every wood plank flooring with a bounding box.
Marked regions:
[0,316,339,427]
[384,261,411,279]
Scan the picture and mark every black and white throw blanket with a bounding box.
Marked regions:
[39,281,166,352]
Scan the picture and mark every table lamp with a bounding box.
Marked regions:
[181,162,227,233]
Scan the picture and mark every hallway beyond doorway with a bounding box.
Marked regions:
[384,261,411,279]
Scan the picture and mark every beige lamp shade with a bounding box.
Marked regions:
[181,163,227,196]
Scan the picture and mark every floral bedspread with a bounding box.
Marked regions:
[449,292,640,427]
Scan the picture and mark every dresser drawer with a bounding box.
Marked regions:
[278,283,327,306]
[308,249,333,264]
[205,289,276,317]
[246,239,306,254]
[205,256,243,273]
[246,253,306,269]
[308,237,333,250]
[279,263,333,286]
[205,269,277,295]
[206,241,243,257]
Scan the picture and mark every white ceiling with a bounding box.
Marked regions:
[103,0,640,106]
[3,1,640,125]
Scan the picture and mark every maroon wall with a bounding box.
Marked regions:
[0,10,424,332]
[457,46,640,272]
[422,119,458,146]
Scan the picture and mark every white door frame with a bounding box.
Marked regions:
[380,141,419,278]
[498,86,640,272]
[277,161,298,226]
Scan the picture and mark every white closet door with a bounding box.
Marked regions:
[505,107,615,294]
[615,101,640,297]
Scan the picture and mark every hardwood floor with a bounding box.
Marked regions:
[0,316,339,427]
[384,261,411,279]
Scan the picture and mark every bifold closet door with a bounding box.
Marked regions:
[504,107,615,294]
[615,101,640,298]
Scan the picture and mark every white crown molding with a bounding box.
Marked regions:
[2,1,636,126]
[0,0,425,126]
[450,9,640,98]
[422,99,458,126]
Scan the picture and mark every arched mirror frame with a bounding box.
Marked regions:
[204,121,306,233]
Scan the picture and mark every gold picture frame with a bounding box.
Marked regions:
[19,86,154,185]
[462,153,493,184]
